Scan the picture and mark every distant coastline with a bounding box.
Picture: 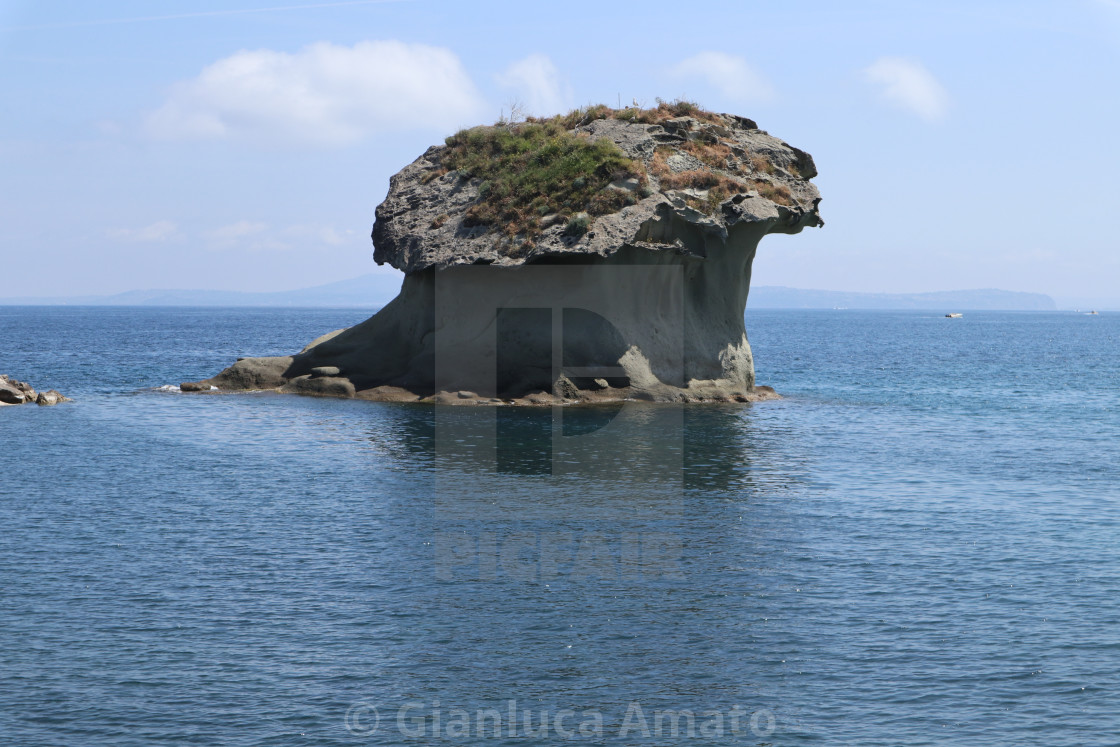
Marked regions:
[747,286,1059,311]
[0,273,404,309]
[0,275,1101,311]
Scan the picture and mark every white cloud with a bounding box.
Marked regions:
[202,221,283,251]
[863,57,949,122]
[107,221,180,242]
[202,221,358,252]
[316,226,351,245]
[496,54,573,117]
[281,224,359,249]
[203,220,267,243]
[668,52,774,102]
[145,40,485,146]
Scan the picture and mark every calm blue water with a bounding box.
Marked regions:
[1,307,1118,745]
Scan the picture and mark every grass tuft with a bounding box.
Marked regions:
[680,140,733,169]
[564,213,591,236]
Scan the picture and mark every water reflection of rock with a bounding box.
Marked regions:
[365,402,805,490]
[351,399,813,730]
[681,405,808,495]
[360,401,811,590]
[361,400,808,495]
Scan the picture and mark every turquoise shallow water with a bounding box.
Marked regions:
[1,307,1118,745]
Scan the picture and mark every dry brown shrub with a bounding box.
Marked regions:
[681,140,733,169]
[750,155,776,175]
[659,169,717,190]
[649,148,673,180]
[752,181,793,206]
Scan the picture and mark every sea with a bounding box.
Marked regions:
[1,307,1117,746]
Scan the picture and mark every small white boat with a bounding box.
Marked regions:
[945,313,963,318]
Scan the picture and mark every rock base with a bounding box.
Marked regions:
[180,362,780,407]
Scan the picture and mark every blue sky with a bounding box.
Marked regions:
[2,0,1118,306]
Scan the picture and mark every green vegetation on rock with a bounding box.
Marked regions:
[443,121,644,244]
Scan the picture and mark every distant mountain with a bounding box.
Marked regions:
[0,273,404,308]
[3,276,1062,311]
[748,286,1057,310]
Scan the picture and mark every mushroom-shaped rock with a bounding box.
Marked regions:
[193,102,822,403]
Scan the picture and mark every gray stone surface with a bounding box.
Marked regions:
[373,115,821,275]
[281,375,357,399]
[553,374,580,400]
[36,390,70,406]
[0,380,27,404]
[185,356,293,392]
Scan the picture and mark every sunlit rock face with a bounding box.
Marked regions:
[189,104,822,404]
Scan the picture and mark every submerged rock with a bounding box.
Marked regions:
[186,102,822,404]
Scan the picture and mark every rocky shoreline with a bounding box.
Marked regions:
[180,373,781,406]
[0,375,70,407]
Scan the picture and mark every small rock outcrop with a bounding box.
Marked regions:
[185,101,822,404]
[0,375,71,407]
